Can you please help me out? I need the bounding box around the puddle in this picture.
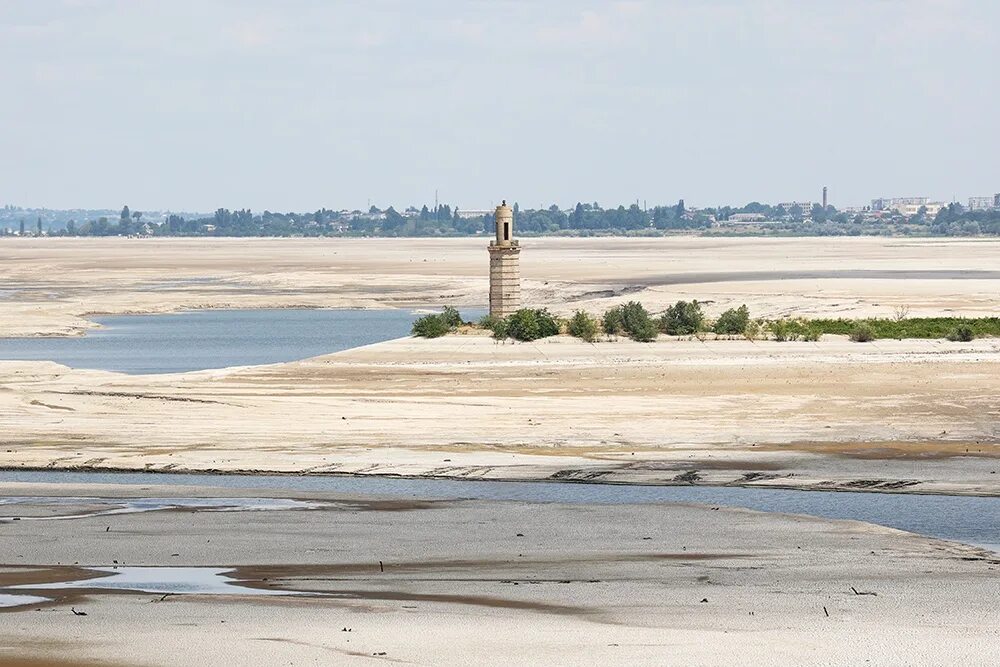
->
[0,497,326,522]
[8,567,299,597]
[0,593,52,608]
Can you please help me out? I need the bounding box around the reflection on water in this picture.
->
[0,308,481,374]
[2,470,997,553]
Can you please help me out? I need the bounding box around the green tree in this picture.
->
[602,308,625,336]
[505,308,560,341]
[660,300,704,335]
[713,305,750,335]
[411,314,450,338]
[567,311,599,342]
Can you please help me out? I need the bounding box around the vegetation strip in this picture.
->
[413,305,1000,343]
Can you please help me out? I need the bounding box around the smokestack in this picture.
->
[822,186,828,208]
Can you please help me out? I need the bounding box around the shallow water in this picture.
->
[2,470,997,553]
[0,496,325,522]
[0,308,481,374]
[9,567,294,597]
[0,593,51,608]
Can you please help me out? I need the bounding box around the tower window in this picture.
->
[504,223,510,241]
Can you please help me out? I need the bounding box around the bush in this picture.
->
[504,308,561,342]
[602,308,625,336]
[478,314,502,331]
[660,300,704,335]
[800,325,820,342]
[411,313,451,338]
[441,306,463,328]
[769,319,795,342]
[848,322,875,342]
[713,305,750,336]
[567,311,600,342]
[744,319,762,341]
[604,302,658,342]
[947,325,975,342]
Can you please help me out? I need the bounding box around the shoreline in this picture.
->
[3,462,998,499]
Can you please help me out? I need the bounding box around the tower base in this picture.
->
[488,243,521,318]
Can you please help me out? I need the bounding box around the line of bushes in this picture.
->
[412,304,999,343]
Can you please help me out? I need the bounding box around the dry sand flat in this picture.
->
[2,236,1000,337]
[1,236,999,493]
[0,485,997,666]
[1,335,999,495]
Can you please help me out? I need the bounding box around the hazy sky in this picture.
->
[2,1,998,212]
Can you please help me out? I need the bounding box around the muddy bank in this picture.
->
[0,490,997,666]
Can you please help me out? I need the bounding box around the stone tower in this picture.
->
[488,200,521,318]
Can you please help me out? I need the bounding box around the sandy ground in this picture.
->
[2,236,1000,337]
[0,482,997,666]
[0,236,999,493]
[1,334,999,495]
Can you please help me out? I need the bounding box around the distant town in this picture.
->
[2,190,999,238]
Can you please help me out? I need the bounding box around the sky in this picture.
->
[1,0,998,213]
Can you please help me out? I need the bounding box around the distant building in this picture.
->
[728,213,768,222]
[455,209,492,220]
[968,196,995,211]
[898,202,945,217]
[872,197,928,212]
[777,202,813,214]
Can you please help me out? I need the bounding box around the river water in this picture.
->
[1,470,996,553]
[0,308,473,374]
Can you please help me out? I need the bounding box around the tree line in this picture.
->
[7,200,1000,238]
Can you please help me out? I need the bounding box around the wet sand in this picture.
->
[0,483,997,666]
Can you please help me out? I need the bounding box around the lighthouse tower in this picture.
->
[488,200,521,318]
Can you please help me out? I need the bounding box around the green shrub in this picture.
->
[628,317,660,342]
[478,314,502,331]
[713,305,750,336]
[947,325,975,342]
[441,306,463,328]
[744,319,762,341]
[411,313,451,338]
[489,317,508,341]
[800,325,820,342]
[504,308,560,342]
[660,300,705,335]
[769,319,796,342]
[848,322,875,342]
[603,302,658,342]
[567,310,600,342]
[602,308,625,336]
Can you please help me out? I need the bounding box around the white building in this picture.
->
[968,196,995,211]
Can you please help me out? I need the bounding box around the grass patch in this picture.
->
[805,317,1000,340]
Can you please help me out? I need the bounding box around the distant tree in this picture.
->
[19,220,25,236]
[36,217,43,236]
[66,220,76,235]
[675,199,686,217]
[120,205,130,222]
[811,203,827,222]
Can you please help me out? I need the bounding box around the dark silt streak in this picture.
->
[1,470,997,554]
